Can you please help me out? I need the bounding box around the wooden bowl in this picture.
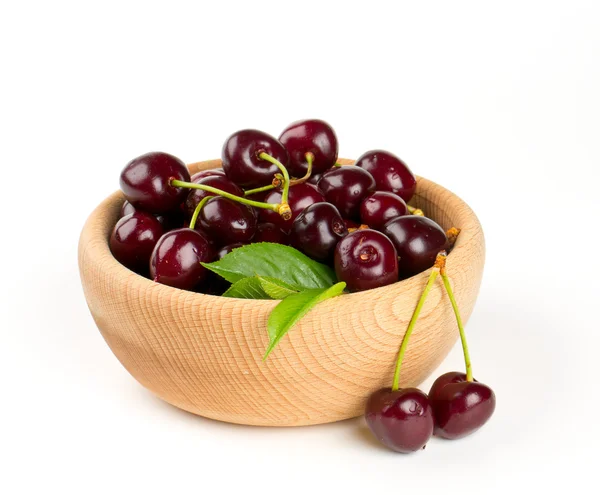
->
[78,159,485,426]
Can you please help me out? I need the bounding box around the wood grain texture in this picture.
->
[78,159,485,426]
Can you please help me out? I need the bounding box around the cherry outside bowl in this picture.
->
[78,158,485,426]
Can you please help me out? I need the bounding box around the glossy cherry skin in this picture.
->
[334,230,398,292]
[382,216,447,278]
[355,150,416,202]
[278,119,338,177]
[365,388,434,453]
[110,212,164,274]
[120,151,190,213]
[222,129,289,188]
[199,196,257,245]
[360,191,408,230]
[191,168,225,182]
[317,166,376,220]
[291,202,347,261]
[429,372,496,439]
[150,228,214,290]
[253,223,290,245]
[259,183,325,232]
[184,175,244,219]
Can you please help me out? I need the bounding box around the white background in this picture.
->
[1,1,598,493]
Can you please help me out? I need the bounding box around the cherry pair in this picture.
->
[365,253,496,453]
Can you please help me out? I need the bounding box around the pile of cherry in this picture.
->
[111,119,447,292]
[110,119,495,453]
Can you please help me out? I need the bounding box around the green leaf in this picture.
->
[222,277,271,299]
[201,242,336,289]
[257,276,299,299]
[263,282,346,359]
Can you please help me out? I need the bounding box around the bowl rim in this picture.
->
[79,158,483,304]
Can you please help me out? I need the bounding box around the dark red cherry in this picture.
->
[191,168,225,182]
[382,216,447,278]
[199,196,257,245]
[360,191,408,230]
[317,166,376,220]
[291,202,347,261]
[279,119,338,177]
[355,150,416,202]
[120,151,190,213]
[429,372,496,439]
[253,223,290,245]
[365,388,434,453]
[110,212,164,274]
[184,175,244,219]
[150,228,214,290]
[120,200,137,217]
[222,129,289,188]
[334,230,398,292]
[259,183,325,232]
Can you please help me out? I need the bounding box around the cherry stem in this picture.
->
[298,152,314,182]
[440,265,473,382]
[258,152,290,205]
[407,205,424,216]
[244,154,314,197]
[391,268,439,392]
[333,162,344,167]
[170,179,280,213]
[244,184,276,196]
[188,196,211,231]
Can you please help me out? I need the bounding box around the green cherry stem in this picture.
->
[188,196,211,231]
[298,152,314,182]
[258,152,290,204]
[391,268,439,392]
[244,183,277,196]
[170,179,280,213]
[244,152,314,197]
[440,262,473,382]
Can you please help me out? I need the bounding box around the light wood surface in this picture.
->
[78,159,485,426]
